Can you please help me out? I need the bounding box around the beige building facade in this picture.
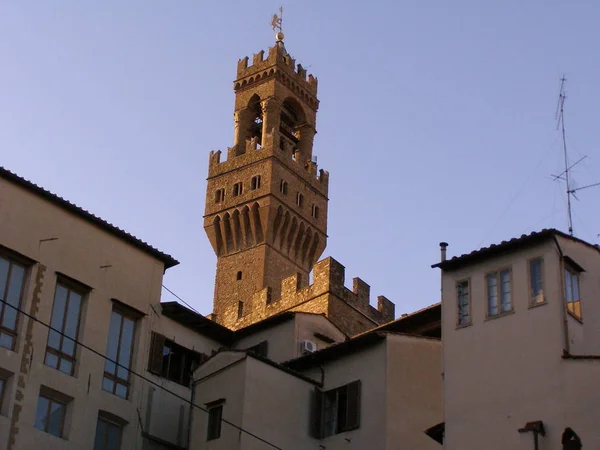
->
[435,229,600,449]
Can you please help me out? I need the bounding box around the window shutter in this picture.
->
[309,387,324,439]
[345,380,361,431]
[148,332,165,375]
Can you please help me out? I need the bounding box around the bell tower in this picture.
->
[204,33,329,328]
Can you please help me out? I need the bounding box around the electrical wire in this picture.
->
[0,297,283,450]
[162,284,201,314]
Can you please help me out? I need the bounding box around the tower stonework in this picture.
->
[204,37,395,334]
[204,39,329,329]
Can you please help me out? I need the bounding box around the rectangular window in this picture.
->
[314,381,361,438]
[486,268,512,317]
[456,279,471,326]
[103,309,136,399]
[296,192,304,207]
[529,258,545,305]
[206,404,223,441]
[251,175,261,190]
[311,205,319,219]
[232,182,243,197]
[237,301,244,319]
[93,415,123,450]
[45,282,85,376]
[280,180,288,195]
[34,394,66,438]
[147,332,207,387]
[214,189,225,203]
[0,376,6,413]
[565,267,581,319]
[0,255,27,351]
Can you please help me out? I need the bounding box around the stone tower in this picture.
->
[204,37,329,328]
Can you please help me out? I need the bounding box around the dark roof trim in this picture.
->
[432,229,600,271]
[0,167,179,269]
[160,302,233,344]
[563,255,585,273]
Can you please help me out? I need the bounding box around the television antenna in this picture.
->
[551,77,600,236]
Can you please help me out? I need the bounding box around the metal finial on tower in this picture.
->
[271,6,284,41]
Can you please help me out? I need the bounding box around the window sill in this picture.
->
[484,310,515,322]
[455,322,472,330]
[528,300,548,309]
[567,310,583,324]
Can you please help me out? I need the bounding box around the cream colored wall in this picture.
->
[233,313,346,363]
[299,340,388,450]
[143,314,223,447]
[385,334,442,450]
[442,238,600,449]
[0,179,175,450]
[555,235,600,355]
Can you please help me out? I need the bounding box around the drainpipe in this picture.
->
[518,421,545,450]
[187,378,197,450]
[552,236,570,355]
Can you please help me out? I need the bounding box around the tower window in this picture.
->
[233,182,243,197]
[312,205,319,219]
[296,193,304,207]
[236,271,242,281]
[251,176,261,190]
[280,180,288,195]
[215,189,225,203]
[237,301,244,319]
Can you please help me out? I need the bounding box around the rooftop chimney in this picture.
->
[439,242,449,262]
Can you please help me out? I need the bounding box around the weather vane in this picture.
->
[271,7,284,41]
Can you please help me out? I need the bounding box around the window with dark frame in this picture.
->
[45,282,85,376]
[280,180,288,195]
[93,415,123,450]
[456,280,471,326]
[233,182,243,197]
[529,258,545,305]
[102,309,136,399]
[565,265,582,319]
[251,175,261,190]
[34,394,67,438]
[311,381,361,439]
[214,189,225,203]
[237,301,244,319]
[147,332,208,387]
[206,403,223,441]
[486,268,512,317]
[0,255,27,351]
[311,205,319,219]
[0,376,6,413]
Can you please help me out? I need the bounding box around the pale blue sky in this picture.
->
[2,1,599,316]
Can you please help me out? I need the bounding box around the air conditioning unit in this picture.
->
[300,340,317,354]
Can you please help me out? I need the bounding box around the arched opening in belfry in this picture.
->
[279,98,305,152]
[247,94,263,145]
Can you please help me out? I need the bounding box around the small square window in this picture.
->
[207,404,223,441]
[233,183,243,197]
[34,394,67,438]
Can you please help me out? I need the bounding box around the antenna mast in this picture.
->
[552,77,600,236]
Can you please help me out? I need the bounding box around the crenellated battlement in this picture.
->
[223,257,395,334]
[234,43,318,99]
[207,129,329,194]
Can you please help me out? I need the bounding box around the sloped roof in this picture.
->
[0,166,178,268]
[431,228,599,271]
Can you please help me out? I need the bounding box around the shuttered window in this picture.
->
[147,332,208,387]
[310,380,361,438]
